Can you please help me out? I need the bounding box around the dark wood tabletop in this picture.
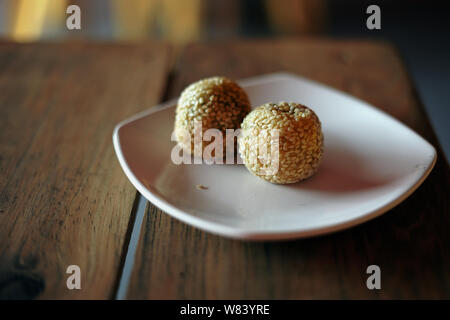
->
[0,39,448,299]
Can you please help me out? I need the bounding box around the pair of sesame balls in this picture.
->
[174,76,324,184]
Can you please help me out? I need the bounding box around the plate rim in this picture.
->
[112,72,437,241]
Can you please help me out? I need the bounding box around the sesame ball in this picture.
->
[174,76,251,157]
[239,102,323,184]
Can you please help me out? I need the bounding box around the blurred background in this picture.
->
[0,0,448,158]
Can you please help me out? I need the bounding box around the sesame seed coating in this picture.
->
[239,102,324,184]
[174,76,251,157]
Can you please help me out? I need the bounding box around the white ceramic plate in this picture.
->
[113,73,436,240]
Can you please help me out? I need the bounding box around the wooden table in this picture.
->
[0,39,449,300]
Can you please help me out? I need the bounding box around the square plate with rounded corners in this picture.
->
[113,73,436,240]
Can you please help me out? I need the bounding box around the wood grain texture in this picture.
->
[127,39,450,299]
[0,42,171,299]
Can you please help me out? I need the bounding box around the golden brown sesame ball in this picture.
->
[174,76,251,157]
[239,102,323,184]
